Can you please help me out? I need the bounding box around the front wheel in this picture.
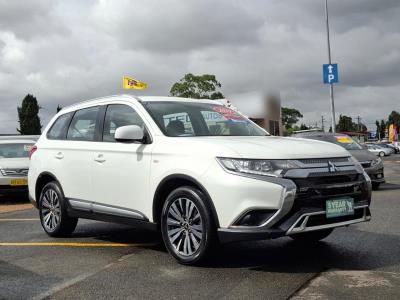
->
[161,186,217,265]
[379,151,385,157]
[290,228,333,243]
[39,182,78,237]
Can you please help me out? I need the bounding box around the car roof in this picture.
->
[62,95,223,112]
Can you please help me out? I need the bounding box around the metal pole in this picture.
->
[325,0,336,134]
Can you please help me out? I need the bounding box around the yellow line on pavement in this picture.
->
[0,218,39,221]
[0,242,138,247]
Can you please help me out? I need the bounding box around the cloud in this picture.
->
[0,0,399,132]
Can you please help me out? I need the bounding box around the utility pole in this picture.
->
[325,0,336,134]
[321,115,325,131]
[356,116,361,132]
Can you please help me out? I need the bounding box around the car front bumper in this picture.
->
[216,166,372,244]
[364,165,385,184]
[0,176,28,196]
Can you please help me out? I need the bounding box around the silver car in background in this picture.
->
[366,144,392,157]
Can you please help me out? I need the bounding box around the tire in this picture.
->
[372,182,381,190]
[39,182,78,237]
[379,151,385,157]
[290,228,333,243]
[160,186,217,265]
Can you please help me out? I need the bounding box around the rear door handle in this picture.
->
[94,154,106,163]
[55,152,64,160]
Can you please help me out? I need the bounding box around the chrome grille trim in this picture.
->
[0,168,29,177]
[298,157,350,165]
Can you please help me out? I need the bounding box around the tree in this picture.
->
[388,110,400,127]
[56,105,63,113]
[380,119,387,139]
[17,94,42,135]
[170,73,224,99]
[281,107,303,130]
[336,115,354,132]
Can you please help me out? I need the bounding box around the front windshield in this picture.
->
[331,136,363,150]
[143,101,268,137]
[0,143,34,158]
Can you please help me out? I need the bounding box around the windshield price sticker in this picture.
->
[213,106,245,121]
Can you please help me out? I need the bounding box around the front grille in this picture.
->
[298,157,349,165]
[290,174,368,211]
[0,168,28,177]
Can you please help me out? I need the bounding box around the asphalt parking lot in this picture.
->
[1,155,400,300]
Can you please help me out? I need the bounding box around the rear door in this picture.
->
[59,106,101,202]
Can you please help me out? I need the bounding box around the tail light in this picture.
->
[29,145,37,159]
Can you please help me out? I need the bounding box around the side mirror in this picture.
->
[115,125,144,142]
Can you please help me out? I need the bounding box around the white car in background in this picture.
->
[366,144,392,157]
[0,139,36,199]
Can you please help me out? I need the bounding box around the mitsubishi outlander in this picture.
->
[28,95,372,265]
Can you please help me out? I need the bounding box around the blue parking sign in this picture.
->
[323,63,338,84]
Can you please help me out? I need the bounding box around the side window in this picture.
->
[67,106,100,141]
[103,104,145,142]
[47,113,72,140]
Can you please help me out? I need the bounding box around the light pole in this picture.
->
[325,0,336,134]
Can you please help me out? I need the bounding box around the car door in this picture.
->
[91,103,154,220]
[60,106,101,202]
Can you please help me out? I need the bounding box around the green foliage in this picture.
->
[375,119,387,139]
[388,110,400,127]
[336,115,367,132]
[336,115,354,132]
[287,123,309,135]
[170,73,224,99]
[281,107,303,130]
[17,94,42,135]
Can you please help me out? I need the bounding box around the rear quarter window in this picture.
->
[47,113,73,140]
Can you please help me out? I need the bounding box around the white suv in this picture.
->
[28,95,372,264]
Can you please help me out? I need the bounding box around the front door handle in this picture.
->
[94,154,106,163]
[55,152,64,160]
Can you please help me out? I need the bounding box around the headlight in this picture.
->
[371,157,382,167]
[217,157,302,177]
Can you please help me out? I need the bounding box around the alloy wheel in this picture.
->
[166,197,203,256]
[41,189,61,232]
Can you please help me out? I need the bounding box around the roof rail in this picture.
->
[62,94,136,110]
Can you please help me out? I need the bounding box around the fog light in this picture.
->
[233,209,277,226]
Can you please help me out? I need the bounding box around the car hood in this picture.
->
[348,149,377,162]
[182,136,350,159]
[0,157,30,169]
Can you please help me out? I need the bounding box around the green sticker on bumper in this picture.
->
[326,198,354,218]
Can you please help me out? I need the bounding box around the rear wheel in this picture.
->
[39,182,78,237]
[379,151,385,157]
[290,228,333,243]
[161,186,216,265]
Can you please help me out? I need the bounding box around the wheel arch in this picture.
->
[35,171,64,204]
[152,174,220,228]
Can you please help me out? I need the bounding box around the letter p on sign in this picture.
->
[323,63,339,84]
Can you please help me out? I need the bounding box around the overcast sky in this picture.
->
[1,0,399,133]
